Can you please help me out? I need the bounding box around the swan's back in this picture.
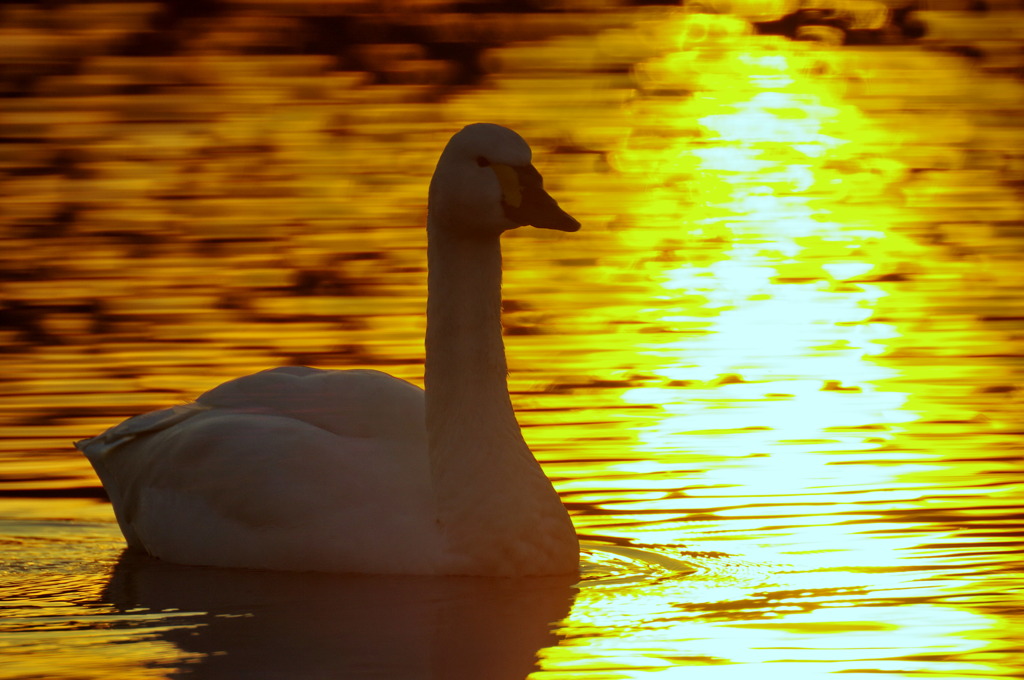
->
[199,366,425,442]
[79,367,442,574]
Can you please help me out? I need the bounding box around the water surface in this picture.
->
[1,3,1022,678]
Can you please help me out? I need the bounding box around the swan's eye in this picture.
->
[476,156,490,168]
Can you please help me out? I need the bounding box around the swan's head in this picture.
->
[428,123,580,237]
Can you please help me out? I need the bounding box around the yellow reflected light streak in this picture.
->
[539,590,1004,679]
[597,14,934,570]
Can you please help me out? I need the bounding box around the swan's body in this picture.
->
[78,124,580,576]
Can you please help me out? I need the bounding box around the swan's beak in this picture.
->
[498,164,581,233]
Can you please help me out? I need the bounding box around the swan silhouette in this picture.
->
[77,123,581,576]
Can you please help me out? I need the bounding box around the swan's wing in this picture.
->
[77,367,425,457]
[77,367,440,573]
[197,366,426,443]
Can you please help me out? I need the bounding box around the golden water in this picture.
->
[1,3,1022,679]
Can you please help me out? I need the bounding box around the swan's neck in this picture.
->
[424,224,577,575]
[425,230,515,439]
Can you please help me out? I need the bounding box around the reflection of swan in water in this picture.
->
[101,552,577,679]
[97,546,698,678]
[77,124,581,576]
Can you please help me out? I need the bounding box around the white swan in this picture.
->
[77,123,581,576]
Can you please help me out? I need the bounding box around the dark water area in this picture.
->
[2,1,1023,678]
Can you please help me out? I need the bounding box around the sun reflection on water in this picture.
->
[537,15,1023,675]
[543,570,1009,679]
[599,16,920,502]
